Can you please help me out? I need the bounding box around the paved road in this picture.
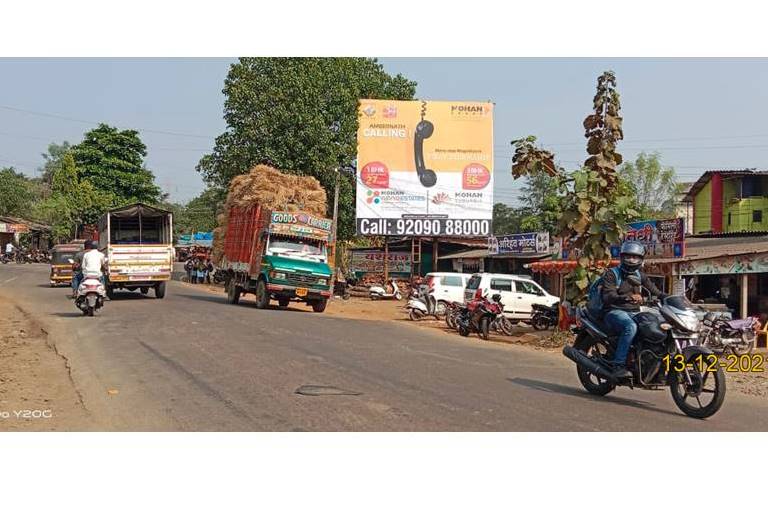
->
[1,263,766,430]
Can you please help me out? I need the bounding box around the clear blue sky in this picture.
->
[1,58,767,203]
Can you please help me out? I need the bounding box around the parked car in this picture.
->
[464,273,559,320]
[424,272,472,313]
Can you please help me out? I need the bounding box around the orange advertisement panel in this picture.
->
[356,99,494,237]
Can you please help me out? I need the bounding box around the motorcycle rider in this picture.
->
[601,240,667,379]
[73,241,106,299]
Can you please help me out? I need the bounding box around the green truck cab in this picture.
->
[221,207,333,312]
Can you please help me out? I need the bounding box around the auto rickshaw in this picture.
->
[49,242,84,287]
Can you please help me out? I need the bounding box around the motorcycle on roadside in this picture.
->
[369,279,403,301]
[698,311,759,355]
[531,302,559,331]
[562,275,726,419]
[456,292,504,340]
[405,283,439,321]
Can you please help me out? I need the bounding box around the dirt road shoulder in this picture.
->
[0,297,91,430]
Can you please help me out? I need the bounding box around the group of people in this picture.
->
[184,256,215,284]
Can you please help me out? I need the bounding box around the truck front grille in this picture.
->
[286,273,320,287]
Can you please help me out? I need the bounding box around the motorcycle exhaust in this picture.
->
[562,346,615,382]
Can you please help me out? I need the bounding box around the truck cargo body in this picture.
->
[221,205,333,312]
[98,203,174,299]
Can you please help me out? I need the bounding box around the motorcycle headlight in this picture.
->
[681,315,699,332]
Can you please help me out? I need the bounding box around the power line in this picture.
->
[0,104,217,140]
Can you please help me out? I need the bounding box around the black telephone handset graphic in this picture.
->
[414,120,437,188]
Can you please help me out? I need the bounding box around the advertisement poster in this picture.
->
[355,99,494,237]
[350,251,412,274]
[488,232,550,255]
[610,218,686,258]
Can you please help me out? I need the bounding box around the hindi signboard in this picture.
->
[488,232,550,255]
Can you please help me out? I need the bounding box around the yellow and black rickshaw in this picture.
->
[49,242,84,287]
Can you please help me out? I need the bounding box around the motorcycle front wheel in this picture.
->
[409,309,424,321]
[531,314,550,331]
[479,317,490,340]
[669,353,726,419]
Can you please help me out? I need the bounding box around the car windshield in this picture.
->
[267,235,326,262]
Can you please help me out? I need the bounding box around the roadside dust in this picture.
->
[0,299,90,430]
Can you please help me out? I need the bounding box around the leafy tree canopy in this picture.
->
[197,57,417,241]
[71,123,162,205]
[620,152,680,219]
[0,167,35,216]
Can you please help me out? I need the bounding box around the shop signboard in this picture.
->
[611,218,685,258]
[350,251,412,274]
[488,232,550,255]
[676,253,768,275]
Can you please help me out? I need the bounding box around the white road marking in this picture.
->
[1,276,18,284]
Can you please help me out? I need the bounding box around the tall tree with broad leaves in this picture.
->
[0,167,35,216]
[511,71,639,301]
[71,124,162,205]
[197,57,417,241]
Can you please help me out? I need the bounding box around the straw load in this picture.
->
[212,164,328,263]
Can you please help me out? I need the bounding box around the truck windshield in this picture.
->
[267,236,327,262]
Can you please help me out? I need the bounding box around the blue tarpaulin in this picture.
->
[177,232,213,247]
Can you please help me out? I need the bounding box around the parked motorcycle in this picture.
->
[456,293,504,340]
[563,275,725,419]
[405,284,438,321]
[0,253,10,264]
[699,311,758,355]
[531,302,559,331]
[74,273,106,317]
[369,279,403,301]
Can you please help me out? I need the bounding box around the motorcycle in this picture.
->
[1,252,10,264]
[699,311,758,355]
[456,292,504,340]
[369,279,403,301]
[405,284,438,321]
[563,275,726,419]
[531,302,559,331]
[74,272,106,317]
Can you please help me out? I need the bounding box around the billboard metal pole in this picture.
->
[383,239,389,283]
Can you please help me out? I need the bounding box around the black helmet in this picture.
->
[619,240,645,272]
[85,240,98,250]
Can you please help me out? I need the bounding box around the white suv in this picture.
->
[464,273,558,320]
[425,272,472,306]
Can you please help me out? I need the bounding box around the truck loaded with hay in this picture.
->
[216,165,333,312]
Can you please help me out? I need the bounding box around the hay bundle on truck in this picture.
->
[218,165,333,312]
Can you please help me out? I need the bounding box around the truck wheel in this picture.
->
[255,280,270,309]
[226,282,241,304]
[311,299,327,313]
[278,297,290,309]
[154,281,167,299]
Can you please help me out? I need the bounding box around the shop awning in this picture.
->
[526,259,620,274]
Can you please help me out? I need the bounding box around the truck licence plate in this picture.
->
[296,287,308,297]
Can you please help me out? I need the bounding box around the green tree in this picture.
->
[197,57,417,241]
[492,202,527,234]
[170,187,226,235]
[40,141,72,186]
[71,124,162,205]
[518,173,565,234]
[619,152,679,218]
[0,167,35,216]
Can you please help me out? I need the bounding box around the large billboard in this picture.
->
[355,99,494,237]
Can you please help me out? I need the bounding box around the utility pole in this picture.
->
[331,168,340,269]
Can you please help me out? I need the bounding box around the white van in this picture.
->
[464,273,559,320]
[424,272,472,306]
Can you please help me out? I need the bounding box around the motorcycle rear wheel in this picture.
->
[409,309,424,321]
[669,354,726,419]
[531,314,550,331]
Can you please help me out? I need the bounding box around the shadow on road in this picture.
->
[506,377,686,419]
[51,312,86,318]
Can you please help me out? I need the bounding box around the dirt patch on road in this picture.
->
[0,299,90,430]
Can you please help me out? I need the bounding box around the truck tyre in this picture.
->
[311,298,327,313]
[255,280,270,309]
[227,282,241,305]
[278,297,290,309]
[154,281,167,299]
